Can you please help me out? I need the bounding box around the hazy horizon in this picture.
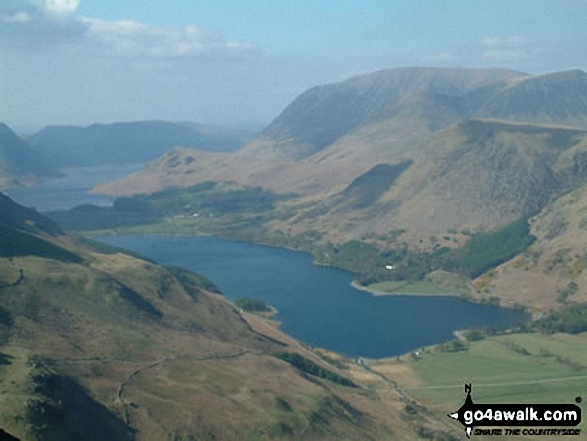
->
[2,0,586,130]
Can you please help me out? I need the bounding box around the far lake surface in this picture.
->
[6,163,141,212]
[97,235,527,358]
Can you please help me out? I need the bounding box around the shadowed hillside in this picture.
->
[475,69,587,127]
[0,123,59,190]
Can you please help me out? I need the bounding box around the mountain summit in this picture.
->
[96,67,587,238]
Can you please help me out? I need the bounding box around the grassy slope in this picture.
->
[0,251,396,440]
[94,68,528,199]
[0,196,426,440]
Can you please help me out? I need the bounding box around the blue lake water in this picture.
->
[96,235,527,358]
[5,169,527,358]
[6,163,141,212]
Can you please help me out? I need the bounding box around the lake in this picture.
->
[6,163,141,212]
[96,234,527,358]
[6,170,527,358]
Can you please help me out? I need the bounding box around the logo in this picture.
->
[448,384,582,438]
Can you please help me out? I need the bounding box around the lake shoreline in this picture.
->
[95,234,529,358]
[350,280,460,298]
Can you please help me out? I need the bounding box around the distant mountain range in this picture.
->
[0,123,59,189]
[98,67,587,235]
[28,120,255,167]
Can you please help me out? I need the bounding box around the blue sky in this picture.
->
[76,0,587,59]
[2,0,586,131]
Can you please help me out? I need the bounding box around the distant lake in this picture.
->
[6,163,141,212]
[96,235,527,358]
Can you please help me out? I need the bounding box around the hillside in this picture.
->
[476,69,587,127]
[476,182,587,310]
[89,67,587,310]
[28,121,255,167]
[98,68,587,198]
[287,119,587,237]
[0,195,444,440]
[0,123,58,190]
[97,67,531,196]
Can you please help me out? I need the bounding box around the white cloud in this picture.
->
[0,0,253,57]
[479,35,538,62]
[82,18,253,57]
[45,0,79,14]
[0,0,85,49]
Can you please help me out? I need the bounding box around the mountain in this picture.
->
[0,123,59,190]
[96,68,528,194]
[0,195,437,440]
[256,67,526,160]
[28,120,255,167]
[96,68,587,238]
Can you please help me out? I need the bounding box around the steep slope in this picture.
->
[476,69,587,127]
[0,196,431,440]
[95,68,587,243]
[28,120,254,167]
[0,123,58,190]
[478,182,587,310]
[299,119,587,236]
[256,66,525,160]
[0,192,63,236]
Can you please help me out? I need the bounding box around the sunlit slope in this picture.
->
[96,68,587,240]
[478,181,587,310]
[283,119,587,237]
[0,196,430,440]
[96,67,528,195]
[97,67,587,196]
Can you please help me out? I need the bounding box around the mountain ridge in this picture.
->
[28,120,255,167]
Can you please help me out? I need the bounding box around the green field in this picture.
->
[399,333,587,437]
[365,280,453,295]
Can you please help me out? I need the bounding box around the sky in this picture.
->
[1,0,587,132]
